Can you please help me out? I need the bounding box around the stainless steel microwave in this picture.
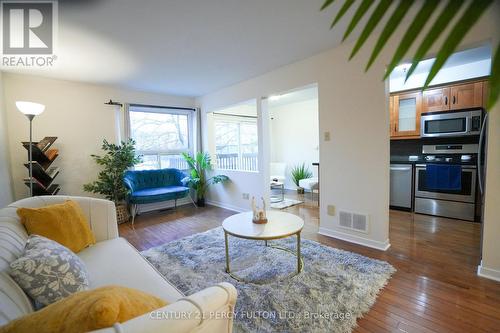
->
[421,109,483,138]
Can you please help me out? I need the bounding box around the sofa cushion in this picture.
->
[77,238,183,303]
[9,235,90,309]
[0,285,167,333]
[0,272,34,326]
[130,186,189,204]
[16,201,96,253]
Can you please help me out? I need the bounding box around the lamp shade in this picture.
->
[16,101,45,116]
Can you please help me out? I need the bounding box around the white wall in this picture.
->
[198,37,391,250]
[3,73,195,200]
[477,1,500,282]
[0,72,14,207]
[270,98,319,190]
[197,6,499,253]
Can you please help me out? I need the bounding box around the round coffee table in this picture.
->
[222,210,304,283]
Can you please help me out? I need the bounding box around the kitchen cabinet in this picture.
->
[391,91,421,138]
[391,79,487,139]
[422,82,483,113]
[450,82,483,110]
[422,87,450,113]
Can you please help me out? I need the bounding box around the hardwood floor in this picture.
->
[119,192,500,333]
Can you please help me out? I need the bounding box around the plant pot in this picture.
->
[197,198,206,207]
[116,203,130,224]
[297,187,305,194]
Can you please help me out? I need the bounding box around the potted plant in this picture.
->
[83,139,141,224]
[182,152,229,207]
[291,163,313,194]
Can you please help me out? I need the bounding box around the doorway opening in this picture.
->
[266,84,319,210]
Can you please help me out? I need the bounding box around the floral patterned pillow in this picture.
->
[9,235,90,309]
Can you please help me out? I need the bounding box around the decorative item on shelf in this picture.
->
[251,197,268,224]
[83,139,141,224]
[181,152,229,207]
[21,137,60,196]
[291,163,313,194]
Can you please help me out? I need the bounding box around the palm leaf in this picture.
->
[383,0,440,80]
[365,0,415,71]
[423,0,493,88]
[487,43,500,110]
[349,0,392,60]
[342,0,375,42]
[323,0,498,110]
[330,0,355,29]
[404,0,466,82]
[320,0,336,11]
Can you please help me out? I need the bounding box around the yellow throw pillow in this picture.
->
[0,286,167,333]
[17,200,96,253]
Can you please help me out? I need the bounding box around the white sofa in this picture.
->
[0,196,237,333]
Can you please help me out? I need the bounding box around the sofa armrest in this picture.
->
[181,176,191,187]
[91,282,237,333]
[123,177,135,193]
[85,197,119,242]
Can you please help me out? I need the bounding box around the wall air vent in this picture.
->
[338,210,369,234]
[339,211,352,228]
[352,213,368,233]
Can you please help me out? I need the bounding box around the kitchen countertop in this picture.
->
[390,155,477,166]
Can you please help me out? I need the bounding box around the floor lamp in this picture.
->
[16,101,45,197]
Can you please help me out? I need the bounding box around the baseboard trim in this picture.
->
[477,261,500,282]
[205,200,245,213]
[318,227,391,251]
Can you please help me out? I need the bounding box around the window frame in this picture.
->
[212,113,259,172]
[128,106,195,170]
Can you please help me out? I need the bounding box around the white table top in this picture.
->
[222,211,304,240]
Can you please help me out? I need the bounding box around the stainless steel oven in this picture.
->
[414,164,476,221]
[421,109,482,138]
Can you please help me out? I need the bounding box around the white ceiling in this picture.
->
[1,0,348,97]
[389,45,492,92]
[390,45,492,79]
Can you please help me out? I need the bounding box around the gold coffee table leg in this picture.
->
[224,231,303,284]
[297,232,302,273]
[225,231,230,273]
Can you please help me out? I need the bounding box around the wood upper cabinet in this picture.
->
[483,80,489,108]
[422,87,450,113]
[391,91,422,138]
[450,82,483,110]
[390,79,487,139]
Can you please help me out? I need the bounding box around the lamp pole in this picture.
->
[27,114,35,196]
[16,101,45,197]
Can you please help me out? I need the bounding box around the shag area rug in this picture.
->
[142,227,395,333]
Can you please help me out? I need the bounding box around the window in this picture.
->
[128,106,194,170]
[209,100,258,172]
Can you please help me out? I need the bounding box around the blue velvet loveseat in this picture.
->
[124,168,192,224]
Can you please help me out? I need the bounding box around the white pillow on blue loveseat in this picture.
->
[8,235,90,309]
